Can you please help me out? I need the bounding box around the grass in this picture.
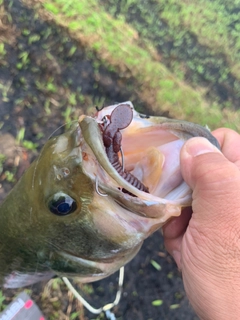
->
[160,0,240,63]
[22,0,240,131]
[150,259,162,271]
[152,299,163,306]
[0,290,5,311]
[16,127,39,150]
[0,43,6,59]
[99,0,240,108]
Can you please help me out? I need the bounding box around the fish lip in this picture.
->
[58,250,130,277]
[57,244,142,281]
[61,250,117,264]
[79,112,153,200]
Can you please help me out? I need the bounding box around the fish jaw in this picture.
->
[54,244,142,282]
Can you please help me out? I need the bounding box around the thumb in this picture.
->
[180,137,240,221]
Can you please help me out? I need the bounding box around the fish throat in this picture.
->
[101,104,149,194]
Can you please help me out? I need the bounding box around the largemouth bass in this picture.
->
[0,102,219,288]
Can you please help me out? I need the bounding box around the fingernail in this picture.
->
[185,137,221,157]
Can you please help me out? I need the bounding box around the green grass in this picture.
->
[22,0,240,131]
[152,299,163,306]
[99,0,240,107]
[158,0,240,84]
[0,290,5,311]
[16,127,39,150]
[160,0,240,62]
[0,43,6,59]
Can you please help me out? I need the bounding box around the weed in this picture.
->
[16,127,26,145]
[16,128,38,150]
[28,34,41,44]
[70,312,81,320]
[150,259,161,271]
[0,154,6,175]
[152,300,163,306]
[0,43,6,58]
[18,51,29,66]
[132,291,138,297]
[50,278,63,291]
[46,81,57,93]
[81,284,94,295]
[44,99,51,115]
[0,82,11,102]
[0,290,6,311]
[68,92,77,106]
[22,140,38,150]
[22,29,31,36]
[62,106,74,129]
[4,170,15,182]
[69,45,77,56]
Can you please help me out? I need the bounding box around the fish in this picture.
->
[0,101,220,288]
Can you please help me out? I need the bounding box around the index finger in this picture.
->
[212,128,240,169]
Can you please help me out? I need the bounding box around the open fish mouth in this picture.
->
[78,101,219,221]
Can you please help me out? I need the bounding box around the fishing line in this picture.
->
[62,266,124,319]
[31,120,78,190]
[46,120,78,141]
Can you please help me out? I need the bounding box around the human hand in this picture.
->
[162,128,240,320]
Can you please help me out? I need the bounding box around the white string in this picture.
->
[62,266,124,317]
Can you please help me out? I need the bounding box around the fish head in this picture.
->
[28,120,150,282]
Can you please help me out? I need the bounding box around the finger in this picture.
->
[163,207,192,268]
[180,137,240,222]
[212,128,240,168]
[163,207,192,239]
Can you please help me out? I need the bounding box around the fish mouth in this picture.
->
[78,101,219,220]
[78,102,192,220]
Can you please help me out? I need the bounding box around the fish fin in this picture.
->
[4,271,55,288]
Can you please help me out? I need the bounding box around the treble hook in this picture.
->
[95,176,108,197]
[95,105,105,111]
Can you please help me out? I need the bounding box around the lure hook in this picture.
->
[95,176,108,197]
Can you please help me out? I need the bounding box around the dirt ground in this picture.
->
[0,1,198,319]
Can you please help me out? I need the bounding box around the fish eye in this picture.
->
[48,192,77,216]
